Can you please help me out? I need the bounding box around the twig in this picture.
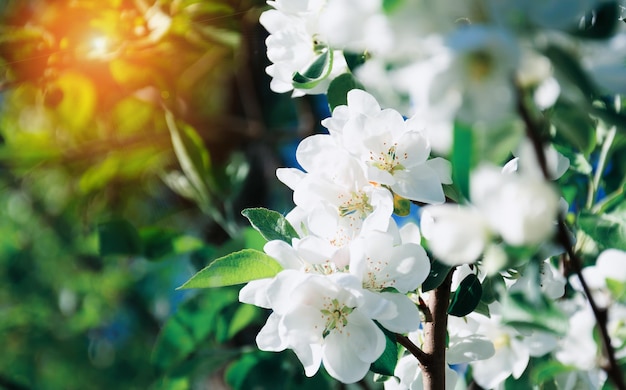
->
[515,85,626,390]
[396,334,429,365]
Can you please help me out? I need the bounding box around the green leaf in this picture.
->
[151,288,238,369]
[448,273,482,317]
[543,45,597,99]
[422,260,452,292]
[326,72,364,111]
[97,219,142,256]
[292,48,334,89]
[531,360,576,385]
[472,121,524,165]
[178,249,283,289]
[165,110,212,204]
[139,227,179,260]
[573,2,620,40]
[226,351,330,390]
[227,304,261,339]
[480,274,505,304]
[393,193,411,217]
[606,278,626,303]
[551,100,596,155]
[241,208,299,244]
[500,291,568,335]
[452,123,473,199]
[370,325,398,376]
[382,0,404,13]
[343,52,368,72]
[579,211,626,251]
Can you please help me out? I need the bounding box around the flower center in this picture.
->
[363,256,395,291]
[467,50,493,81]
[493,333,511,350]
[320,298,354,337]
[370,142,406,174]
[338,191,373,219]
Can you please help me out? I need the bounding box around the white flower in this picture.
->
[502,140,571,180]
[241,270,402,383]
[469,304,558,389]
[420,205,491,266]
[319,90,452,204]
[574,248,626,307]
[277,153,394,249]
[384,354,459,390]
[259,2,348,96]
[349,230,430,294]
[411,25,521,125]
[471,164,560,246]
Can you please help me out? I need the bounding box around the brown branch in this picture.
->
[420,269,454,390]
[396,334,429,365]
[515,84,626,390]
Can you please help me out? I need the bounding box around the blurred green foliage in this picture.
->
[0,0,326,388]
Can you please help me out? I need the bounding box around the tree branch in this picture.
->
[420,268,455,390]
[396,334,429,365]
[515,85,626,390]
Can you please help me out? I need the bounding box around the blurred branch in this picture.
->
[515,83,626,390]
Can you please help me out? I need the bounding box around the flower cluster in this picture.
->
[224,0,626,388]
[239,89,450,383]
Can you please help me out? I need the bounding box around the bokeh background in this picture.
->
[0,0,336,388]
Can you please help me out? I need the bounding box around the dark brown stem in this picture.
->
[396,334,429,364]
[516,85,626,390]
[421,269,455,390]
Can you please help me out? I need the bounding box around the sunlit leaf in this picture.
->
[54,71,96,131]
[241,208,299,244]
[165,111,213,204]
[178,249,283,289]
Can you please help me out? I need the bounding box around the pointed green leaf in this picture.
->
[448,273,482,317]
[165,110,212,202]
[292,48,334,89]
[327,72,364,111]
[241,208,299,244]
[178,249,283,289]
